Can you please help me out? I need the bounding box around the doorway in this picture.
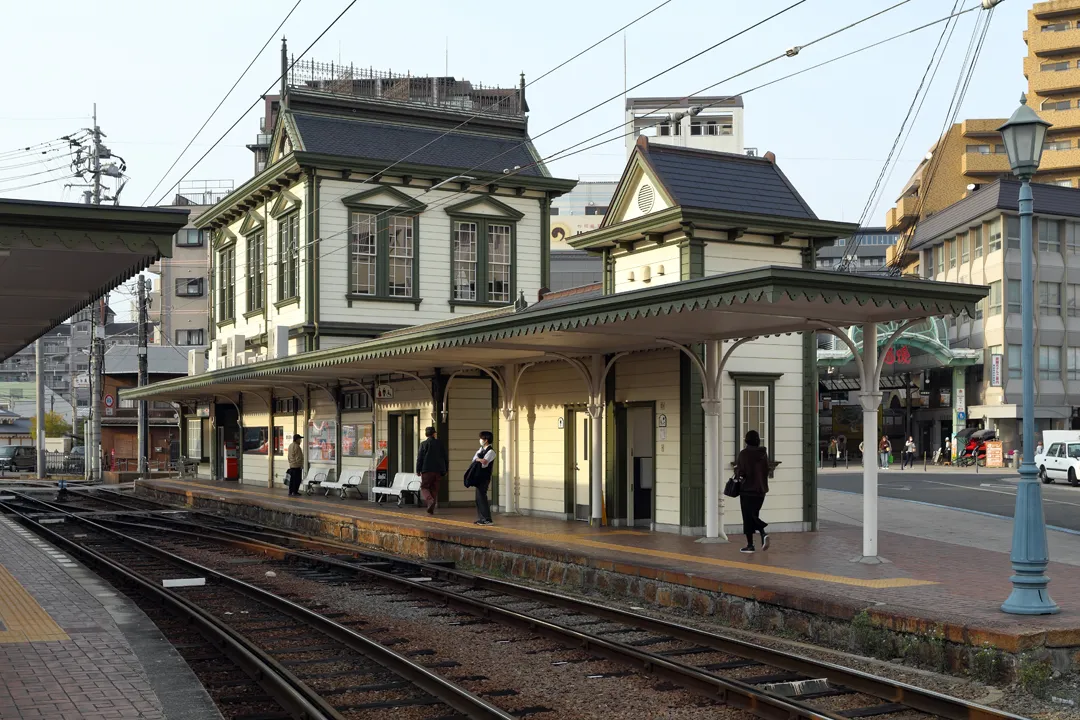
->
[564,408,591,521]
[624,403,655,527]
[387,411,419,479]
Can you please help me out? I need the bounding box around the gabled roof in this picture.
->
[291,112,547,177]
[641,143,816,220]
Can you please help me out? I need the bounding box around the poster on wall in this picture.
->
[990,354,1003,387]
[308,419,337,462]
[273,426,285,455]
[342,423,374,457]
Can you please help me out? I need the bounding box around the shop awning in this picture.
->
[121,266,987,404]
[0,199,189,360]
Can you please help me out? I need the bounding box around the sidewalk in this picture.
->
[139,476,1080,672]
[818,463,1018,475]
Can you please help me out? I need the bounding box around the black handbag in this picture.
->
[723,475,741,498]
[463,461,479,488]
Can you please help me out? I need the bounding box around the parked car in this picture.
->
[1036,431,1080,485]
[0,446,36,473]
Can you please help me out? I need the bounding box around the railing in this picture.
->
[287,59,524,118]
[45,451,82,475]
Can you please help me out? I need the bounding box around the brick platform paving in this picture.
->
[139,477,1080,661]
[0,515,219,719]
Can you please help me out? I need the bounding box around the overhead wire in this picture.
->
[149,0,360,207]
[233,1,972,301]
[837,0,965,270]
[139,0,304,206]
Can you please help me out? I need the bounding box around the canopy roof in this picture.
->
[0,199,188,360]
[122,266,987,404]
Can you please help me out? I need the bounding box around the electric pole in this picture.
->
[137,275,148,478]
[91,104,102,206]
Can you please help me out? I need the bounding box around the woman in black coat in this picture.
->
[735,429,770,554]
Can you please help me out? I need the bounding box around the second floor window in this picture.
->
[278,212,300,301]
[247,231,265,312]
[948,239,957,268]
[1039,218,1062,253]
[974,226,983,258]
[175,229,204,247]
[175,278,204,297]
[989,280,1002,316]
[347,212,417,299]
[960,233,969,264]
[1009,344,1022,379]
[176,329,205,346]
[1008,279,1022,314]
[989,218,1002,252]
[1040,346,1062,381]
[1069,347,1080,381]
[452,221,514,303]
[218,246,235,321]
[1007,216,1021,250]
[1040,281,1062,315]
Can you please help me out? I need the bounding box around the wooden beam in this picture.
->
[646,232,665,245]
[401,174,413,185]
[773,232,793,246]
[680,221,696,239]
[727,227,746,241]
[515,187,527,197]
[370,173,383,184]
[487,183,498,194]
[340,169,352,180]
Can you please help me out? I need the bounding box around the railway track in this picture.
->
[3,490,1031,720]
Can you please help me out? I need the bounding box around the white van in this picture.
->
[1035,430,1080,485]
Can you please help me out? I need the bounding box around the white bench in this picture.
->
[320,470,370,499]
[301,468,332,495]
[370,472,422,507]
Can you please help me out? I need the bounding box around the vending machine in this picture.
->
[224,441,238,480]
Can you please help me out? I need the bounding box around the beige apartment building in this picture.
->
[887,1,1080,246]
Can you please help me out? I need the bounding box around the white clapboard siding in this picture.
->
[702,236,803,274]
[447,378,491,505]
[614,350,681,527]
[613,244,681,294]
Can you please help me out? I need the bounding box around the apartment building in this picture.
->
[913,179,1080,450]
[623,96,745,156]
[815,228,899,274]
[150,180,233,351]
[887,1,1080,243]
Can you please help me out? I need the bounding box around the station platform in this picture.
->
[0,504,220,719]
[136,477,1080,672]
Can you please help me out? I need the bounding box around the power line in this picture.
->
[225,1,972,299]
[150,0,360,207]
[139,0,304,206]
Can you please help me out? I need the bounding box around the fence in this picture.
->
[44,451,82,475]
[287,59,524,118]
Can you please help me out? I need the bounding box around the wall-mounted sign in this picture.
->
[990,354,1003,387]
[658,414,667,428]
[105,407,114,417]
[375,384,394,400]
[882,344,912,366]
[956,388,966,415]
[74,374,89,388]
[557,417,564,429]
[196,403,211,418]
[104,394,114,408]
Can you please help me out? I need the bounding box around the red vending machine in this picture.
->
[224,442,238,480]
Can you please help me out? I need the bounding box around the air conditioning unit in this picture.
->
[188,349,206,376]
[252,352,268,364]
[274,325,289,359]
[226,334,245,367]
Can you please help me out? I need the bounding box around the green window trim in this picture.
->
[729,372,781,463]
[343,204,421,304]
[277,210,301,302]
[246,230,266,313]
[448,214,517,307]
[274,296,300,310]
[217,245,236,322]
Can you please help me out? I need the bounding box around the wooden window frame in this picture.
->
[344,205,421,306]
[246,230,266,313]
[445,197,523,309]
[277,211,300,302]
[730,372,780,460]
[217,245,236,323]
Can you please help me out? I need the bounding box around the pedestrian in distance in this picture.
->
[736,429,770,554]
[1036,439,1044,457]
[879,435,891,470]
[466,431,496,525]
[904,436,916,470]
[287,435,304,496]
[828,438,838,468]
[416,426,448,514]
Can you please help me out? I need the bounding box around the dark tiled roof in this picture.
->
[911,179,1080,249]
[291,113,545,176]
[643,144,816,220]
[526,284,603,312]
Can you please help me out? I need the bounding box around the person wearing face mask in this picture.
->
[470,431,496,525]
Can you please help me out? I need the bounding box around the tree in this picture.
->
[29,412,72,440]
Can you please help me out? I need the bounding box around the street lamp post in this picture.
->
[998,95,1059,615]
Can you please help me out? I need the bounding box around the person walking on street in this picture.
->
[944,437,952,466]
[470,431,496,525]
[828,438,838,468]
[1036,439,1044,457]
[416,426,448,514]
[736,430,770,554]
[287,435,304,496]
[879,435,891,470]
[904,436,916,469]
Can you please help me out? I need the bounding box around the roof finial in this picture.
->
[1020,92,1028,106]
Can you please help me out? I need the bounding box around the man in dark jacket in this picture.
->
[416,426,448,514]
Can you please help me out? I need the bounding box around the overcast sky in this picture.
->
[2,0,1029,226]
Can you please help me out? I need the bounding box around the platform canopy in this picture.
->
[0,198,189,361]
[121,266,987,403]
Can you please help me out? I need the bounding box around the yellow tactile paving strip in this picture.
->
[174,483,936,590]
[0,564,68,643]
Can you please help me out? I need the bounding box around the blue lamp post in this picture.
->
[999,95,1059,615]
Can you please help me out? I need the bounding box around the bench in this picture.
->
[301,468,332,495]
[320,470,370,499]
[370,472,422,507]
[174,459,199,479]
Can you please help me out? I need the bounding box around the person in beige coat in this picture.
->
[287,435,304,496]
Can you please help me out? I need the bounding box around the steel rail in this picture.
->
[122,512,1029,720]
[0,502,341,720]
[6,492,514,720]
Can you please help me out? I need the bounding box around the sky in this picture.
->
[0,0,1031,241]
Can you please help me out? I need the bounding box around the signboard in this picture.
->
[105,407,114,417]
[104,394,114,408]
[990,354,1003,387]
[956,388,966,415]
[957,411,967,421]
[74,374,89,389]
[984,440,1004,468]
[196,403,211,418]
[374,384,394,401]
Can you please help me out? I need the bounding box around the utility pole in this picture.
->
[35,340,45,480]
[137,275,149,478]
[91,104,102,206]
[88,301,99,481]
